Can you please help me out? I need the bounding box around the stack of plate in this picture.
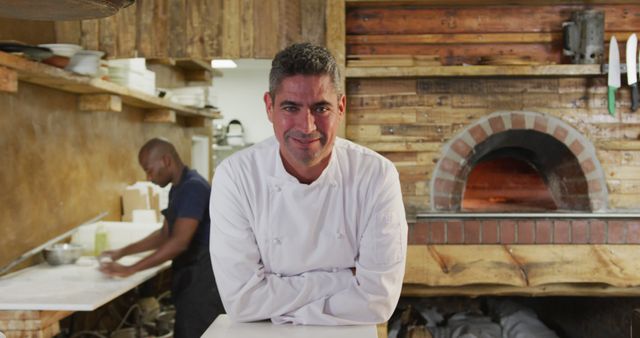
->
[38,43,82,58]
[169,86,217,108]
[107,58,156,96]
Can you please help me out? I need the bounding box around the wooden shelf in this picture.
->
[0,51,221,120]
[346,64,603,78]
[147,57,223,77]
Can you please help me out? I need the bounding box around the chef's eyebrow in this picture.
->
[280,100,301,107]
[279,100,332,107]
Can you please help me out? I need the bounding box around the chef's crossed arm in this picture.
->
[209,160,407,325]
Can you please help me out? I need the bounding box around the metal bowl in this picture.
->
[43,243,84,266]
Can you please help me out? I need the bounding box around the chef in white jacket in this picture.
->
[209,42,407,325]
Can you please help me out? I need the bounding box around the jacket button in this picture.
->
[272,238,281,245]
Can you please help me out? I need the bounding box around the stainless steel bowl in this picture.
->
[43,243,83,265]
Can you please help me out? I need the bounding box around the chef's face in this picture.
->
[264,74,345,169]
[138,150,171,187]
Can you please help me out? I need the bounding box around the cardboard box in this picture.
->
[121,188,149,221]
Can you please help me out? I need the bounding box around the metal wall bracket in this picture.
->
[602,63,628,74]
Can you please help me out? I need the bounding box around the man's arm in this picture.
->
[101,220,169,261]
[271,163,407,325]
[210,162,354,322]
[100,218,198,277]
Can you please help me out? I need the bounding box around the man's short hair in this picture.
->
[268,42,342,100]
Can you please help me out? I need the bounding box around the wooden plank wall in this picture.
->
[345,3,640,215]
[347,76,640,215]
[347,3,640,65]
[52,0,327,59]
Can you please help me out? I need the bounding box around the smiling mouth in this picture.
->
[291,137,320,145]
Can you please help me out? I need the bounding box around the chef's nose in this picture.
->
[297,110,317,133]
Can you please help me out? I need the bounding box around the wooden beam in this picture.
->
[405,245,640,288]
[78,94,122,112]
[144,109,176,123]
[348,33,559,45]
[402,283,640,297]
[348,31,636,45]
[598,140,640,150]
[346,64,602,78]
[0,66,17,93]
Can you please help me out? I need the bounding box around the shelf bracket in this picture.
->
[78,94,122,113]
[0,66,17,93]
[144,109,176,123]
[185,116,211,128]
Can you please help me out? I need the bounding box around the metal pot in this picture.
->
[42,243,83,266]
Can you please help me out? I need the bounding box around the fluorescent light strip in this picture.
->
[211,59,237,69]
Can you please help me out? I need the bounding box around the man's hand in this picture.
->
[99,261,134,278]
[99,249,124,261]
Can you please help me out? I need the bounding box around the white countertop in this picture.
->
[201,315,378,338]
[0,255,169,311]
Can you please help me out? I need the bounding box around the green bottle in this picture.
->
[94,224,109,256]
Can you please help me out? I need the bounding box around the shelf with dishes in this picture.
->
[0,49,221,124]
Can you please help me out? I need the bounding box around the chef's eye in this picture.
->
[282,105,298,113]
[313,106,330,115]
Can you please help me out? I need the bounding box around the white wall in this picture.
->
[211,59,273,144]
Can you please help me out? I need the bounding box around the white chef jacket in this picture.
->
[209,136,407,325]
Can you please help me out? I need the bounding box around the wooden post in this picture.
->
[326,0,346,138]
[0,66,17,93]
[78,94,122,112]
[144,109,177,123]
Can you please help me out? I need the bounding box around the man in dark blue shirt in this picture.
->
[100,138,224,338]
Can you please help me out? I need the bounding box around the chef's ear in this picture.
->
[337,94,346,120]
[264,91,274,123]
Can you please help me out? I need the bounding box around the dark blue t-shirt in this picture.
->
[161,167,210,248]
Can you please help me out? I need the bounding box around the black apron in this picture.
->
[171,245,225,338]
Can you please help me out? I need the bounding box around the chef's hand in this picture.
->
[99,261,134,278]
[99,249,124,261]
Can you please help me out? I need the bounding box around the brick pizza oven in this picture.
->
[344,3,640,336]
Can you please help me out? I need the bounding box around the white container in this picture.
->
[66,50,105,76]
[108,58,147,72]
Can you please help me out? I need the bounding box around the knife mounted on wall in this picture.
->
[627,33,638,112]
[608,36,621,116]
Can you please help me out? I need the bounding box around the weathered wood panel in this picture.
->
[346,4,640,65]
[37,0,328,59]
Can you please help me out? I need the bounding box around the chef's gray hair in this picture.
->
[268,42,342,100]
